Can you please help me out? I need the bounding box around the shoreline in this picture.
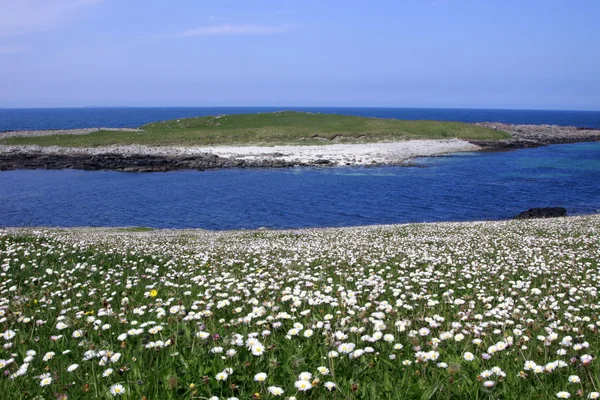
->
[2,213,597,236]
[0,139,478,171]
[470,122,600,150]
[0,122,599,172]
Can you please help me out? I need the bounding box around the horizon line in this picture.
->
[1,105,599,112]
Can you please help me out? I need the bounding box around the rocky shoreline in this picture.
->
[0,123,598,172]
[0,152,304,172]
[0,140,478,172]
[0,144,458,172]
[469,122,600,150]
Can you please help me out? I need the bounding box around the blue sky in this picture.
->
[0,0,599,109]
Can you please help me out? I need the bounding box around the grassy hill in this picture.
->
[1,111,510,147]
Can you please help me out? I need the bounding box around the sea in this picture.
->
[1,107,599,229]
[1,107,600,131]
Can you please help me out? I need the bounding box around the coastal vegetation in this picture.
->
[0,112,509,147]
[1,215,599,399]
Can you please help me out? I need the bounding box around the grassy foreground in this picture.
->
[1,111,509,147]
[1,216,599,399]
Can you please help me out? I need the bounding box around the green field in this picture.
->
[1,111,509,147]
[1,215,599,399]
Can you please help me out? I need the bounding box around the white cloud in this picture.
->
[0,45,30,54]
[173,24,304,37]
[0,0,102,36]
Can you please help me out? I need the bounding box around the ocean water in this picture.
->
[1,142,599,229]
[1,107,599,131]
[1,107,599,229]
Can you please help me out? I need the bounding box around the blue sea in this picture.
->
[1,107,599,229]
[1,107,599,131]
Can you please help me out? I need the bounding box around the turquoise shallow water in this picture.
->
[1,142,599,229]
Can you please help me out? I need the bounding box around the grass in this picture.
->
[1,215,599,399]
[0,111,510,147]
[114,227,156,232]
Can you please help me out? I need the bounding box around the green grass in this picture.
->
[1,111,509,147]
[114,226,156,232]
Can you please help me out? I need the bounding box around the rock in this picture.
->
[0,152,298,172]
[313,159,331,165]
[515,207,567,219]
[473,122,600,145]
[468,139,540,151]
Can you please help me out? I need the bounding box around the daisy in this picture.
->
[299,372,312,381]
[251,343,265,356]
[524,360,537,370]
[254,372,267,382]
[215,371,228,381]
[40,377,52,386]
[267,386,284,396]
[317,366,330,375]
[294,380,311,391]
[109,384,126,396]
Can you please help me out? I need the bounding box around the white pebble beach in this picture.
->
[0,139,480,166]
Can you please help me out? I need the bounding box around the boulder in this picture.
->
[515,207,567,219]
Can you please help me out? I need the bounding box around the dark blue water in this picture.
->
[1,107,599,228]
[1,107,600,131]
[1,142,599,229]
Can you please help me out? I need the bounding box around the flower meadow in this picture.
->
[1,215,599,399]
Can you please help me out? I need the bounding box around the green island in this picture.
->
[1,111,509,147]
[1,215,599,399]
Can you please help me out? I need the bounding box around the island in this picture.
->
[0,111,599,171]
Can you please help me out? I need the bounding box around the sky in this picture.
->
[0,0,599,110]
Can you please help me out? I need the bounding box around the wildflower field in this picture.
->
[1,215,599,399]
